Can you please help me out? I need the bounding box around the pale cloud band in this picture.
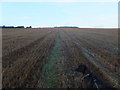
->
[0,0,119,2]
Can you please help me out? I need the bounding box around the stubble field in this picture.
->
[2,28,119,88]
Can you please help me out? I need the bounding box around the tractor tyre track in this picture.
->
[60,29,117,88]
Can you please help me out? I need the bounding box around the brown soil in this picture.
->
[2,28,119,88]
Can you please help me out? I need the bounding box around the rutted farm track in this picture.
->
[2,28,119,88]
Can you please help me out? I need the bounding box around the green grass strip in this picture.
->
[43,34,60,88]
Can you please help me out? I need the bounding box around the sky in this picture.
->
[0,1,118,28]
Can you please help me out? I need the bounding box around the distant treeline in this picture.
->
[0,25,79,28]
[0,25,32,28]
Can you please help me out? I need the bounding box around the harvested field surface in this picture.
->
[2,28,119,88]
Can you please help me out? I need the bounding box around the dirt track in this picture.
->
[2,28,119,88]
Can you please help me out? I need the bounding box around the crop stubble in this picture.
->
[2,28,119,88]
